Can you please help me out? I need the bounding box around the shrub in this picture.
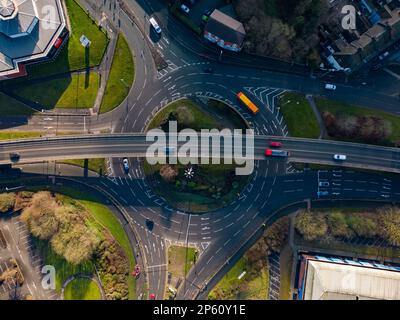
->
[0,192,16,213]
[346,213,378,238]
[378,206,400,246]
[295,210,327,241]
[326,211,353,238]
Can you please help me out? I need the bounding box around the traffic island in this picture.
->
[143,98,250,213]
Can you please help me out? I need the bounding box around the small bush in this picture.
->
[0,192,16,213]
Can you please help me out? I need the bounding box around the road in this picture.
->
[2,134,400,174]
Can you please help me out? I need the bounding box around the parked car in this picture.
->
[122,158,129,173]
[317,191,329,197]
[269,141,282,148]
[379,51,389,60]
[180,4,190,14]
[325,83,336,90]
[149,293,156,300]
[333,154,347,161]
[204,67,213,73]
[319,181,329,187]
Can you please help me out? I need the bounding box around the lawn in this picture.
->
[279,92,320,138]
[0,131,41,140]
[24,0,108,78]
[168,245,197,278]
[61,158,107,175]
[13,73,100,109]
[148,99,221,131]
[208,257,269,300]
[64,278,102,300]
[33,237,95,293]
[0,93,36,116]
[315,97,400,144]
[279,244,293,300]
[51,186,137,300]
[100,34,135,113]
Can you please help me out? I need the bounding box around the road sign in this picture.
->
[80,35,91,48]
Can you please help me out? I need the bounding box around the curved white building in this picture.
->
[0,0,67,79]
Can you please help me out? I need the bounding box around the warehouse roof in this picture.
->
[304,259,400,300]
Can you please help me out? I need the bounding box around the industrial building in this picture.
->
[296,253,400,300]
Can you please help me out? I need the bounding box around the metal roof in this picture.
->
[0,0,66,77]
[304,259,400,300]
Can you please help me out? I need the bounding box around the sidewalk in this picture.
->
[306,94,326,139]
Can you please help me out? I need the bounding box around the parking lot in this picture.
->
[0,215,59,300]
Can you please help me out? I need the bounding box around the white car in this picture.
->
[325,83,336,90]
[149,17,161,34]
[319,181,330,187]
[180,4,190,13]
[123,158,129,173]
[333,154,347,161]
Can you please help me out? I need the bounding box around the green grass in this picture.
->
[64,278,102,300]
[279,245,293,300]
[315,97,400,144]
[24,0,108,78]
[13,73,100,109]
[0,131,41,140]
[208,257,269,300]
[168,246,197,278]
[0,93,36,116]
[100,34,135,113]
[148,99,221,131]
[279,92,320,138]
[61,159,107,175]
[33,237,95,293]
[50,186,136,300]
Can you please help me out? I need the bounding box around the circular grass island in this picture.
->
[144,98,251,213]
[63,277,102,300]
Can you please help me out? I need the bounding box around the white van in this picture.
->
[149,17,161,34]
[325,83,336,90]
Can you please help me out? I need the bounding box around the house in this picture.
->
[203,9,246,52]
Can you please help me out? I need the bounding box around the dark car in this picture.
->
[146,219,154,231]
[9,153,20,162]
[204,67,213,74]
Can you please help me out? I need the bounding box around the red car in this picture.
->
[54,37,63,49]
[132,265,140,277]
[269,141,282,148]
[149,293,156,300]
[265,149,273,156]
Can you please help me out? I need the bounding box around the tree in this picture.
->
[378,207,400,246]
[20,192,59,239]
[159,164,178,183]
[295,210,328,241]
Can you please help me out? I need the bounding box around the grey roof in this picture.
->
[0,0,66,77]
[205,9,245,45]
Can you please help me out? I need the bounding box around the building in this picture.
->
[330,7,400,72]
[0,0,67,80]
[296,254,400,300]
[203,9,246,52]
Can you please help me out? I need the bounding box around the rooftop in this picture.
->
[0,0,66,78]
